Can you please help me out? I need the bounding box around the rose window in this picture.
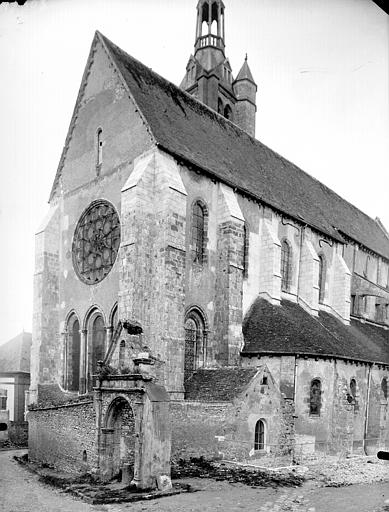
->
[72,200,120,284]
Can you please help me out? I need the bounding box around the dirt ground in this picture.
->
[1,450,389,512]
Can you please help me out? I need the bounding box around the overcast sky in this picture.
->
[0,0,388,345]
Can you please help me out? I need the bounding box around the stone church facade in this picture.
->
[28,0,389,485]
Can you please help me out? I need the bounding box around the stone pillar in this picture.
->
[30,204,60,403]
[214,183,245,366]
[80,329,88,394]
[61,331,68,389]
[258,219,281,305]
[298,238,319,316]
[119,148,187,397]
[329,246,351,324]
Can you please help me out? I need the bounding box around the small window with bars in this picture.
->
[309,379,321,416]
[254,419,265,450]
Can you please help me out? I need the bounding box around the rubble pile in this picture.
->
[307,456,389,487]
[171,457,304,487]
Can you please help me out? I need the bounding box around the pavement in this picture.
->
[1,449,389,512]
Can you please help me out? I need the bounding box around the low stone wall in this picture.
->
[170,399,296,463]
[28,401,97,474]
[170,401,231,460]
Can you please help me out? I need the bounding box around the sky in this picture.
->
[0,0,388,345]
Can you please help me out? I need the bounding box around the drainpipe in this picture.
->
[292,354,299,463]
[363,363,373,455]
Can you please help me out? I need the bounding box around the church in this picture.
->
[28,0,389,488]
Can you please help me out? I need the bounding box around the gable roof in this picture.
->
[51,32,389,259]
[242,298,389,365]
[0,332,32,373]
[184,367,259,402]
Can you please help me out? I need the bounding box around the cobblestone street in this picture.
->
[1,450,389,512]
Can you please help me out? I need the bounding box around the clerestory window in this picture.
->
[281,240,292,292]
[192,201,206,264]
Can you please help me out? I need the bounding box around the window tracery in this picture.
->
[184,308,207,381]
[72,200,120,285]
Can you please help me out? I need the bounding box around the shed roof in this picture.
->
[242,298,389,365]
[184,367,259,402]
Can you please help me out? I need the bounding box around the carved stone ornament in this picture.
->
[72,200,120,285]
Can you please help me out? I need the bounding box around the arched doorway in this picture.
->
[104,397,136,481]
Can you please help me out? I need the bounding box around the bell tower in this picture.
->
[180,0,257,137]
[194,0,226,71]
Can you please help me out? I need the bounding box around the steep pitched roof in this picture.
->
[242,298,389,365]
[184,368,259,401]
[0,332,32,373]
[235,56,256,84]
[51,32,389,259]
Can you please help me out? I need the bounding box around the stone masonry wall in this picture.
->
[28,401,97,473]
[170,400,231,460]
[244,355,388,458]
[119,149,187,397]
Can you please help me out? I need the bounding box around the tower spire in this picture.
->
[180,1,257,137]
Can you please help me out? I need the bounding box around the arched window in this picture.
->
[318,255,326,304]
[254,420,265,450]
[201,2,209,31]
[224,104,233,120]
[66,314,81,392]
[184,308,207,382]
[350,378,357,399]
[310,379,321,416]
[192,201,206,264]
[87,311,106,390]
[96,128,103,171]
[280,240,292,292]
[211,1,218,24]
[218,98,224,115]
[381,378,388,400]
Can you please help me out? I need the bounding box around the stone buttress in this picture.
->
[119,148,187,398]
